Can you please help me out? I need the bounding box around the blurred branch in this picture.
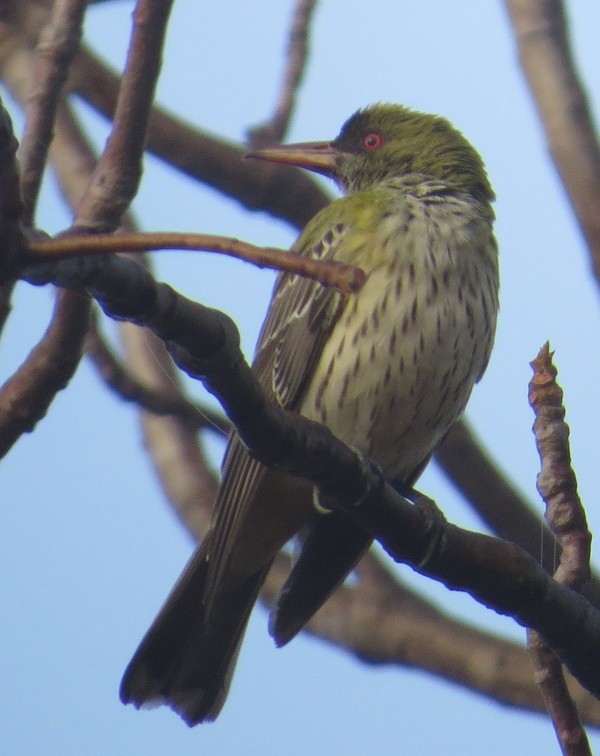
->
[26,231,366,293]
[70,46,331,230]
[248,0,318,148]
[118,318,220,537]
[18,0,88,226]
[263,548,600,722]
[504,0,600,281]
[527,343,592,754]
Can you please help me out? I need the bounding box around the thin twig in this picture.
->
[18,0,88,226]
[26,231,366,293]
[504,0,600,281]
[248,0,318,148]
[527,632,592,755]
[527,342,592,756]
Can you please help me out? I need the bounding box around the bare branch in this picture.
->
[504,0,600,281]
[0,0,176,465]
[529,343,591,590]
[0,287,91,458]
[526,343,592,755]
[26,231,366,293]
[248,0,318,148]
[0,69,93,459]
[527,631,592,755]
[117,321,219,539]
[21,251,600,701]
[0,19,220,563]
[263,549,600,721]
[74,0,175,230]
[18,0,88,225]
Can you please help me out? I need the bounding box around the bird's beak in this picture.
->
[247,141,339,177]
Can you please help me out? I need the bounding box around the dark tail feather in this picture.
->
[269,512,372,647]
[120,538,269,726]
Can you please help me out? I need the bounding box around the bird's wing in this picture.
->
[204,206,355,604]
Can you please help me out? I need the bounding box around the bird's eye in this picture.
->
[362,132,384,151]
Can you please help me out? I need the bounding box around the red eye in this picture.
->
[362,131,383,151]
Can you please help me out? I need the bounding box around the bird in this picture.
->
[120,103,499,726]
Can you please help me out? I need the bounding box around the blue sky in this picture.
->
[2,1,600,753]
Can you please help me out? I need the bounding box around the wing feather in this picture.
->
[204,211,353,604]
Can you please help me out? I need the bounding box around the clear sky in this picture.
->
[2,1,600,754]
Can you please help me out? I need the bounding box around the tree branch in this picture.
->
[0,38,92,459]
[26,231,366,293]
[0,287,91,458]
[248,0,318,148]
[504,0,600,281]
[74,0,175,231]
[263,549,600,722]
[21,251,600,702]
[18,0,88,225]
[527,343,592,754]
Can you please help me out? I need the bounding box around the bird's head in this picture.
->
[249,104,494,202]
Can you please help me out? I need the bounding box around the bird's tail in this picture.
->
[120,536,270,726]
[270,511,373,646]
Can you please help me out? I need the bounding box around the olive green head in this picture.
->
[333,104,494,201]
[249,103,494,203]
